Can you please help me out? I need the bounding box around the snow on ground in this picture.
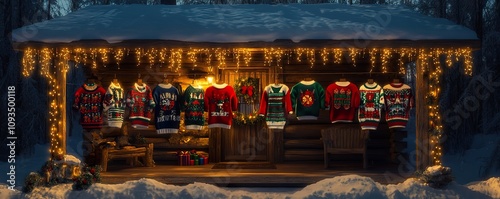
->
[0,175,498,199]
[11,4,477,43]
[1,127,499,198]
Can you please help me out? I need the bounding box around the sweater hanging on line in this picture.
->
[183,85,205,130]
[126,83,155,129]
[153,83,181,134]
[258,84,292,129]
[204,83,238,129]
[383,83,413,129]
[104,82,125,128]
[358,82,384,130]
[73,83,107,129]
[325,81,360,123]
[290,80,325,120]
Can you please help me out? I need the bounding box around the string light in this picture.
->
[90,48,97,69]
[234,48,240,73]
[321,48,328,65]
[22,47,36,77]
[20,46,474,162]
[333,48,342,64]
[381,48,391,73]
[369,48,377,71]
[59,48,70,73]
[243,48,252,67]
[135,48,142,66]
[146,48,157,68]
[98,48,109,67]
[114,48,124,69]
[349,48,360,67]
[307,48,315,68]
[188,48,199,68]
[295,48,305,63]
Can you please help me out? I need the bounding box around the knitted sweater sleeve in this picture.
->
[147,86,155,110]
[317,83,326,109]
[104,86,113,111]
[204,87,211,112]
[284,87,293,114]
[325,84,333,110]
[379,88,385,105]
[258,87,268,116]
[290,85,298,111]
[230,87,238,112]
[351,84,360,108]
[73,87,83,110]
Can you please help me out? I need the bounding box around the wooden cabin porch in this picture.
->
[100,160,412,187]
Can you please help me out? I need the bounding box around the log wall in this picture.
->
[78,50,410,165]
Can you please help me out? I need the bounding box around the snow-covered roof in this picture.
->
[12,4,478,44]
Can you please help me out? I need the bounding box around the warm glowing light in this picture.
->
[206,74,214,84]
[19,46,475,161]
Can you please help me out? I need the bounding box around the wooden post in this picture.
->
[208,128,222,163]
[274,129,284,163]
[55,58,67,155]
[145,143,154,167]
[267,128,275,163]
[415,59,431,171]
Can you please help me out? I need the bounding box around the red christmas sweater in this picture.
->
[73,84,107,129]
[204,83,238,129]
[383,83,413,129]
[126,83,155,129]
[325,82,360,123]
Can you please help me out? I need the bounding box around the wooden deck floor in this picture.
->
[100,161,414,187]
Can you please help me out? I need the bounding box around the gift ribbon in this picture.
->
[241,85,254,97]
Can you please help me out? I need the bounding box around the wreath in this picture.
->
[233,111,264,126]
[234,77,259,104]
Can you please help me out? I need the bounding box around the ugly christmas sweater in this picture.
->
[290,80,325,120]
[325,82,360,123]
[183,85,205,130]
[104,82,125,128]
[258,84,293,129]
[383,83,413,129]
[73,83,107,129]
[126,83,155,129]
[204,83,238,129]
[153,84,181,134]
[358,82,384,130]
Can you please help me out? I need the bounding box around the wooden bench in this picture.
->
[321,125,369,169]
[100,143,154,172]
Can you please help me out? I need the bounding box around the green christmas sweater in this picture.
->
[258,84,293,129]
[183,85,205,130]
[290,80,325,120]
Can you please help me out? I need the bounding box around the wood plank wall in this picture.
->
[78,50,410,164]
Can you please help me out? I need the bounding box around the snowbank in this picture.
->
[0,175,497,199]
[467,177,500,199]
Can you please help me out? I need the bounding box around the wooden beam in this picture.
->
[415,59,431,171]
[12,39,481,50]
[208,128,222,163]
[56,60,67,155]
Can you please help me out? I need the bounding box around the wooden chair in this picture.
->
[100,143,154,172]
[321,125,369,169]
